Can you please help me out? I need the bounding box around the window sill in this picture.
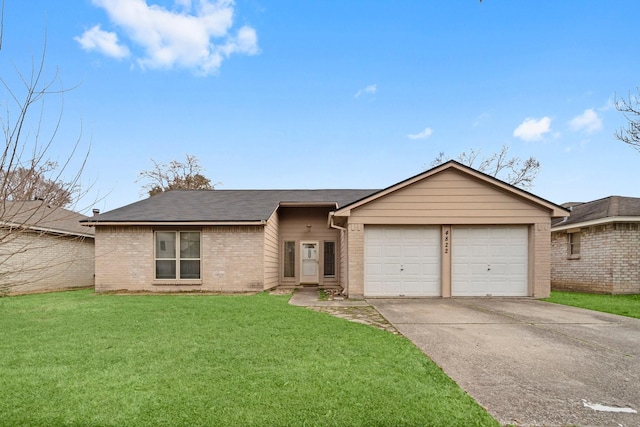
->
[567,254,581,260]
[153,281,202,286]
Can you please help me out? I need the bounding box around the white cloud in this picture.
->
[569,108,602,134]
[78,0,259,75]
[513,117,552,141]
[75,25,130,59]
[355,84,377,98]
[407,127,433,140]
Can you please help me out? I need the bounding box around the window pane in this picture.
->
[156,260,176,279]
[180,260,200,279]
[569,233,581,255]
[156,232,176,258]
[324,241,336,277]
[284,241,295,278]
[180,232,200,259]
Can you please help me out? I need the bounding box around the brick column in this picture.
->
[347,223,365,298]
[531,222,551,298]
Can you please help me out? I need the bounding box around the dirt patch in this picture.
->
[307,305,400,334]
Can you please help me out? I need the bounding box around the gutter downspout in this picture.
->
[328,212,349,297]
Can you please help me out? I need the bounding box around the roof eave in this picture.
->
[0,222,95,238]
[81,220,267,227]
[551,216,640,232]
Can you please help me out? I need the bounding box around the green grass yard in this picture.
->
[0,290,497,426]
[543,291,640,319]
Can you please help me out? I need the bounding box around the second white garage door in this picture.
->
[364,226,440,297]
[452,226,528,296]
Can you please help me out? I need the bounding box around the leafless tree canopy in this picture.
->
[430,145,541,189]
[615,88,640,153]
[138,154,217,197]
[1,161,73,206]
[0,33,91,294]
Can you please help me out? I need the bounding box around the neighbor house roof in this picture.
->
[551,196,640,231]
[81,189,378,226]
[1,200,94,238]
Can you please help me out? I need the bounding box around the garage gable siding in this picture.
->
[348,169,550,224]
[343,168,554,298]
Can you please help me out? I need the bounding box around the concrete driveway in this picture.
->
[369,298,640,427]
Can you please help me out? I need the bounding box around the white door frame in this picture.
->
[300,241,319,284]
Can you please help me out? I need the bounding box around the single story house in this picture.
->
[0,200,95,294]
[82,161,568,297]
[551,196,640,294]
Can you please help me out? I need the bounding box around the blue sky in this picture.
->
[1,0,639,212]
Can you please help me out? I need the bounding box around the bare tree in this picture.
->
[430,145,540,189]
[0,35,92,294]
[615,88,640,153]
[138,154,217,197]
[1,161,73,206]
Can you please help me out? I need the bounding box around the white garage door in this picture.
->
[365,226,440,297]
[452,226,528,296]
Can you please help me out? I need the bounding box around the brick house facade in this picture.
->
[551,196,640,294]
[84,162,568,297]
[1,201,95,294]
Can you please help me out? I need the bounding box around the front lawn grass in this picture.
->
[543,291,640,319]
[0,290,497,426]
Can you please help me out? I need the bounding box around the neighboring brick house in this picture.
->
[551,196,640,294]
[83,161,568,298]
[0,201,95,294]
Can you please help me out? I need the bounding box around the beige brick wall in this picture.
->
[551,223,640,294]
[1,230,94,293]
[612,223,640,294]
[95,226,154,291]
[95,225,265,292]
[200,226,264,292]
[346,223,364,298]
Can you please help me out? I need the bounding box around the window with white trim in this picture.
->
[155,231,201,279]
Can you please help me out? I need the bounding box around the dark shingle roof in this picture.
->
[84,189,379,223]
[1,200,94,236]
[552,196,640,227]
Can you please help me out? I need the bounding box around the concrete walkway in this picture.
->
[288,288,399,334]
[288,287,369,307]
[370,298,640,427]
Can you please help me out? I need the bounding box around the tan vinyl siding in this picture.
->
[349,169,550,224]
[278,206,341,287]
[263,211,279,289]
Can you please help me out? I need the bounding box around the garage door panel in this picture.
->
[365,226,441,297]
[452,226,528,297]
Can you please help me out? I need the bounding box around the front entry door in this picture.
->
[300,241,319,284]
